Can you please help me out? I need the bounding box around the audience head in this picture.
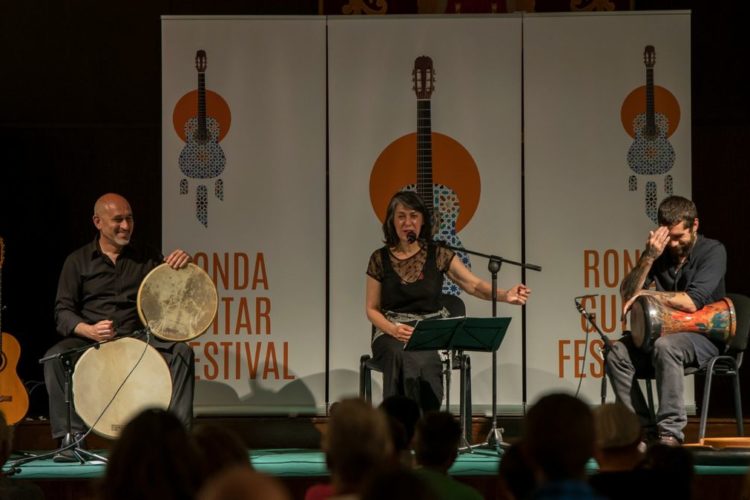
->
[640,443,694,497]
[198,465,291,500]
[593,402,644,471]
[414,411,460,472]
[192,424,252,478]
[523,392,595,482]
[101,408,205,500]
[497,441,537,500]
[380,395,421,457]
[323,398,393,494]
[361,467,438,500]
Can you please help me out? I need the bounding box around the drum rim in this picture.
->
[72,336,172,439]
[136,262,218,342]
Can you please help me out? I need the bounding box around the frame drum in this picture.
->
[72,337,172,439]
[137,263,218,342]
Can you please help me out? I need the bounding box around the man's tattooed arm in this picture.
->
[620,253,655,303]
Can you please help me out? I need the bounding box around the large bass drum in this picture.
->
[72,337,172,439]
[137,263,218,342]
[629,295,736,351]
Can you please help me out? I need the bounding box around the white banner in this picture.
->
[524,12,692,407]
[328,16,525,413]
[160,12,691,417]
[162,17,327,414]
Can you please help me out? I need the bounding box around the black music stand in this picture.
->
[405,316,511,452]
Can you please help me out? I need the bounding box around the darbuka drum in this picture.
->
[72,337,172,439]
[137,263,218,342]
[630,295,736,351]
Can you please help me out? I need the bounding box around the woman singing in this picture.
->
[365,191,530,412]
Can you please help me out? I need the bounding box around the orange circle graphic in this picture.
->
[172,90,232,142]
[370,132,480,233]
[621,85,680,138]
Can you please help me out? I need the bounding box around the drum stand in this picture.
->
[5,343,108,473]
[574,297,613,404]
[54,350,107,463]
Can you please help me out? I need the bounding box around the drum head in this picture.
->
[73,337,172,439]
[137,263,218,342]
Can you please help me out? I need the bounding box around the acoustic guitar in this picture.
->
[0,238,29,425]
[406,56,471,295]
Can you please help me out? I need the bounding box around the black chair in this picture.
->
[359,294,468,412]
[642,293,750,441]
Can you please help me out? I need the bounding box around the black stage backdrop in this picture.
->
[0,0,747,418]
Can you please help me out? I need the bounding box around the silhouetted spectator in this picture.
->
[589,402,666,500]
[198,465,291,500]
[522,393,600,499]
[380,395,421,467]
[361,467,438,500]
[98,408,205,500]
[592,402,644,472]
[413,412,481,500]
[305,398,393,500]
[497,441,536,500]
[192,424,252,479]
[639,444,694,499]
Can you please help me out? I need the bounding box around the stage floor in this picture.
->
[6,447,750,500]
[6,447,506,479]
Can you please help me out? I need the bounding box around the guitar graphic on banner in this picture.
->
[405,56,471,296]
[0,238,30,425]
[178,49,227,227]
[625,45,676,223]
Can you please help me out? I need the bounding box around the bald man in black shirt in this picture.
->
[45,193,195,461]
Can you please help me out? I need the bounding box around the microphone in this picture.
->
[574,294,598,301]
[406,231,417,244]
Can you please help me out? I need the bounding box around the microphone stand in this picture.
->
[574,297,613,405]
[435,240,541,451]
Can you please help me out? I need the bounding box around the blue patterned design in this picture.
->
[403,182,470,296]
[178,116,226,226]
[627,113,675,175]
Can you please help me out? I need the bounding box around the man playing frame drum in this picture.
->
[44,193,195,462]
[606,195,727,446]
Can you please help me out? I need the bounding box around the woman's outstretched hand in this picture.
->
[506,284,531,305]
